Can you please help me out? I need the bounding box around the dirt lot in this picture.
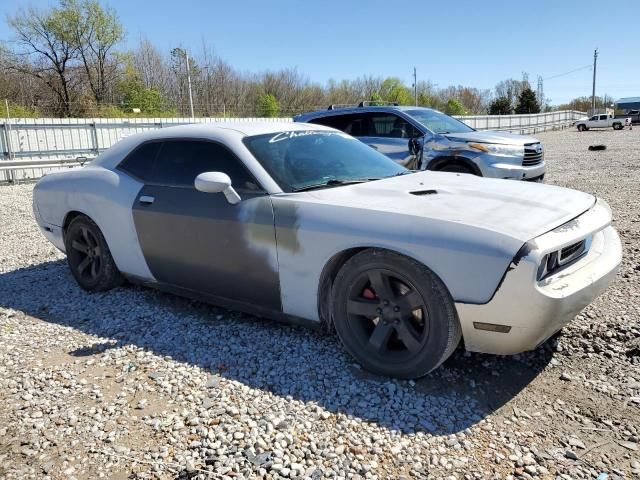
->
[0,126,639,479]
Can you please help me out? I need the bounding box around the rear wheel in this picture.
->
[613,123,623,130]
[64,215,123,292]
[331,249,461,378]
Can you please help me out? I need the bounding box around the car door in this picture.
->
[598,114,609,127]
[358,113,421,167]
[119,139,281,310]
[586,115,598,128]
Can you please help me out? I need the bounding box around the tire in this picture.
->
[64,215,123,292]
[613,123,622,130]
[331,249,461,378]
[577,124,586,132]
[438,163,476,175]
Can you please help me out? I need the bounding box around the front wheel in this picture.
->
[438,163,476,175]
[577,124,587,132]
[331,249,461,378]
[64,215,123,292]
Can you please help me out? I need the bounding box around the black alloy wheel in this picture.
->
[332,249,461,378]
[64,215,123,292]
[345,268,428,360]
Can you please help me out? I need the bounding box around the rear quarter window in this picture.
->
[117,141,163,181]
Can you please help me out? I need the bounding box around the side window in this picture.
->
[117,141,162,181]
[368,114,420,138]
[151,140,262,191]
[590,116,597,121]
[599,115,608,120]
[310,114,370,137]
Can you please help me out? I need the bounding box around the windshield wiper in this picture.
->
[293,179,372,192]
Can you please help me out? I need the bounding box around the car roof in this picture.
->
[91,121,335,169]
[294,105,437,121]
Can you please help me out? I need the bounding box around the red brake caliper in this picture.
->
[362,287,376,300]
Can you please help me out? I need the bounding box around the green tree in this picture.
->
[444,98,465,115]
[257,93,280,117]
[380,77,413,105]
[369,92,383,105]
[117,66,169,115]
[515,86,540,114]
[489,96,512,115]
[64,0,124,105]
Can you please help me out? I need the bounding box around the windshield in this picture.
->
[406,109,474,134]
[243,130,406,192]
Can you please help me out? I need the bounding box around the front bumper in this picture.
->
[455,200,622,355]
[481,159,546,181]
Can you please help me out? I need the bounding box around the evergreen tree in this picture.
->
[515,86,540,114]
[489,96,512,115]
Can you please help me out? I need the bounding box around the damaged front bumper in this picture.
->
[455,199,622,355]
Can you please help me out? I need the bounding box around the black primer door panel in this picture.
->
[132,186,281,311]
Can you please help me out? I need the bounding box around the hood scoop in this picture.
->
[410,189,438,196]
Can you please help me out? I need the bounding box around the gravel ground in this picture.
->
[1,127,639,480]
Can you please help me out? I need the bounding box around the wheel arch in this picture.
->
[316,245,454,331]
[63,210,88,233]
[427,155,482,175]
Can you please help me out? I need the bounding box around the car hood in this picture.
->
[444,130,540,145]
[302,171,595,242]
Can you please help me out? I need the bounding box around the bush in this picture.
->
[4,103,40,118]
[444,98,465,116]
[257,93,280,118]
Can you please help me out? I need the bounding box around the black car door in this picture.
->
[119,139,281,310]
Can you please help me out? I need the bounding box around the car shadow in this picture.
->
[0,259,553,436]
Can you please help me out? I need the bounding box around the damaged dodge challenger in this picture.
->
[33,122,622,378]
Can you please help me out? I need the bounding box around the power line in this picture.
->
[543,64,592,81]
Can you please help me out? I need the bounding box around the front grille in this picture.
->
[523,143,544,166]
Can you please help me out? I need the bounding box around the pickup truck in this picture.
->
[576,114,627,131]
[615,110,640,125]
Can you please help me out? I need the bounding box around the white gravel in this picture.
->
[1,127,639,479]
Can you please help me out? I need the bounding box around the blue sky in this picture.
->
[2,0,638,104]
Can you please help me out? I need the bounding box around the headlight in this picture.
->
[468,143,523,157]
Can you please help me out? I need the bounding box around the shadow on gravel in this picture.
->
[0,260,553,435]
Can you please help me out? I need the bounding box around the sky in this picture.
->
[2,0,639,105]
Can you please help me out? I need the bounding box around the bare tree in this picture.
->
[65,0,124,104]
[7,5,81,116]
[133,37,171,92]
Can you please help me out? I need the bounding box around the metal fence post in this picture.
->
[0,123,7,160]
[90,122,99,154]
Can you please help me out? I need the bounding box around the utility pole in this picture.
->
[591,48,598,114]
[185,52,195,119]
[171,48,196,118]
[413,67,418,106]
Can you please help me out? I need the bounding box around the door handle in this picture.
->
[367,144,379,150]
[139,195,155,204]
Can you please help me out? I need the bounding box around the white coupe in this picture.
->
[33,122,621,378]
